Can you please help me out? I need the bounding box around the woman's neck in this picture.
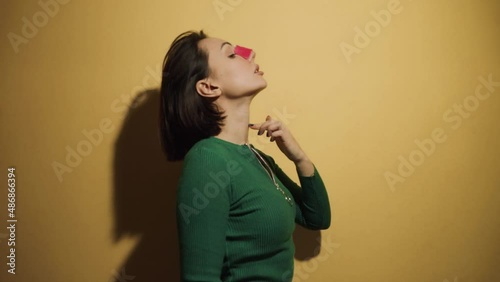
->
[215,98,251,145]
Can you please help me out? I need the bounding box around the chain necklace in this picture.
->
[245,144,294,206]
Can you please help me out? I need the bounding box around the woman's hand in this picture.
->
[249,115,308,164]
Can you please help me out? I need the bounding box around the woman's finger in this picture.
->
[249,116,281,136]
[257,121,273,135]
[265,122,282,137]
[266,122,281,132]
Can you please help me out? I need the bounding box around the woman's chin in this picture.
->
[257,80,268,91]
[243,81,268,97]
[254,84,267,95]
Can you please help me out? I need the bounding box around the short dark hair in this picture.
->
[158,30,226,161]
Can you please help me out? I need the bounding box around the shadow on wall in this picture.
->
[110,88,324,281]
[294,226,322,261]
[112,88,183,282]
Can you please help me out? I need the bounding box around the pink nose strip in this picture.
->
[234,45,253,60]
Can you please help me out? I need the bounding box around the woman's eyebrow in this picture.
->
[220,42,232,50]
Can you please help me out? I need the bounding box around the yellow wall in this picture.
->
[1,0,499,281]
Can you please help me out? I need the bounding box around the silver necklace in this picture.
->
[245,144,294,206]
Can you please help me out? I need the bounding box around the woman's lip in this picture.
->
[254,64,263,75]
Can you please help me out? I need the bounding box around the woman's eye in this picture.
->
[229,53,236,58]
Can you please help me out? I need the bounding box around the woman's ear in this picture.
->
[196,79,221,98]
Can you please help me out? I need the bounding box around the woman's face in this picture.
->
[197,37,267,99]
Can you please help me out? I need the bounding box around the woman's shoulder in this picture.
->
[184,137,232,163]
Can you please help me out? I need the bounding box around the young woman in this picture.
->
[159,30,331,281]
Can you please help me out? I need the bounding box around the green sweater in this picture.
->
[176,136,331,281]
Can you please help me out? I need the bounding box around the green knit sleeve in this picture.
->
[176,146,232,281]
[257,150,331,230]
